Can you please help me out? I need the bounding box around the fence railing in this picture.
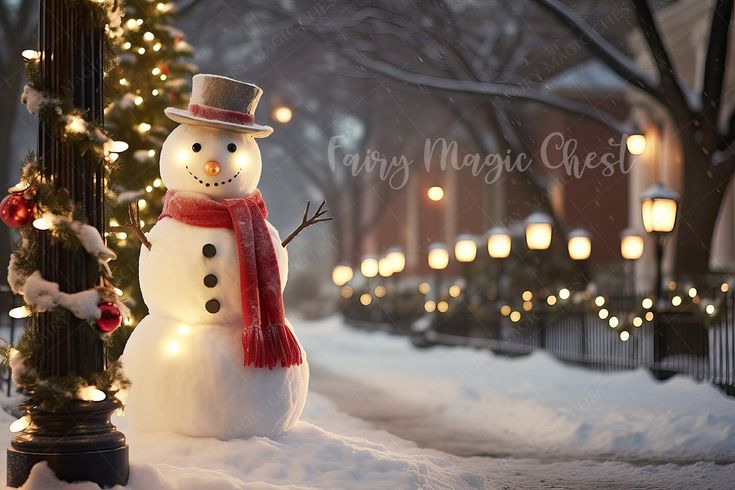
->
[343,288,735,395]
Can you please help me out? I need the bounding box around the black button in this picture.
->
[202,244,216,258]
[203,274,218,288]
[205,299,220,314]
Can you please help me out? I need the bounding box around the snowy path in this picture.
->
[0,315,734,488]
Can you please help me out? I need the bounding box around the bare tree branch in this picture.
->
[349,52,630,134]
[537,0,660,100]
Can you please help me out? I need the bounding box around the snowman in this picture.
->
[121,74,328,439]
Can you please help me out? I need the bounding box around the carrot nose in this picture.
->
[204,161,221,176]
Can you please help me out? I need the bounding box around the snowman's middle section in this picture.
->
[139,216,289,324]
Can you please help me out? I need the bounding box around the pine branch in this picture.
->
[281,200,332,247]
[116,201,151,250]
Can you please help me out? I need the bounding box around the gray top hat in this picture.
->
[165,74,273,138]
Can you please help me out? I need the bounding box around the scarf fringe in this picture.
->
[243,323,303,370]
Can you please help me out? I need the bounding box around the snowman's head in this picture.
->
[159,124,262,199]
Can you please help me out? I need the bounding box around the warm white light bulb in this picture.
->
[9,416,30,433]
[8,306,31,319]
[626,134,647,155]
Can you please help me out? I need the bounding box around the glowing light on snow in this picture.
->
[426,185,444,202]
[78,386,106,402]
[166,340,182,355]
[9,306,31,319]
[9,416,30,433]
[272,106,293,124]
[559,288,570,300]
[625,134,647,155]
[177,325,192,335]
[418,282,430,294]
[33,216,53,230]
[619,331,630,342]
[235,153,250,169]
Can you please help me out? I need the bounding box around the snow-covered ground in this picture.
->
[0,315,734,489]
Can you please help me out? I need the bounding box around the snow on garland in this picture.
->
[0,0,130,409]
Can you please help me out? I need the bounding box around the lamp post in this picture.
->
[620,229,644,295]
[567,228,591,289]
[7,2,129,487]
[640,183,679,299]
[454,234,478,299]
[525,212,553,251]
[428,243,449,301]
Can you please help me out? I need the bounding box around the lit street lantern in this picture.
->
[487,226,511,259]
[525,211,553,250]
[626,134,647,155]
[360,256,379,278]
[428,243,449,270]
[385,247,406,274]
[427,185,444,202]
[640,182,679,234]
[454,234,478,263]
[567,228,591,261]
[620,229,644,260]
[640,182,679,299]
[331,263,353,286]
[378,256,394,278]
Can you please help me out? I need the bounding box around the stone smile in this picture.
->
[185,165,243,188]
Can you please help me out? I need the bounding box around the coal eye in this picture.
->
[192,143,201,152]
[227,143,237,153]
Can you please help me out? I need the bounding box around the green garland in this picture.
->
[2,0,130,411]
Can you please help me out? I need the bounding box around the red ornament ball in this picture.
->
[95,302,122,333]
[0,192,34,228]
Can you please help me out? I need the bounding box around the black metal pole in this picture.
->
[655,235,664,300]
[7,1,128,487]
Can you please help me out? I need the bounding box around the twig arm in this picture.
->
[281,200,332,247]
[116,201,152,250]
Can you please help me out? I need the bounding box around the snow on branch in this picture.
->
[350,53,630,135]
[22,271,101,321]
[536,0,660,101]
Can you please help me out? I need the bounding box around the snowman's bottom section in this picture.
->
[121,315,309,439]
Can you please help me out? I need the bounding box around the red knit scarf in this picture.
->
[160,190,302,370]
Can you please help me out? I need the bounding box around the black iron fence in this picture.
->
[343,288,735,395]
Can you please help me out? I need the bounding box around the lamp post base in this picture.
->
[6,399,129,488]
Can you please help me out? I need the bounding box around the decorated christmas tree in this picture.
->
[104,0,196,328]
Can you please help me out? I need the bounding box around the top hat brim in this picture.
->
[165,107,273,138]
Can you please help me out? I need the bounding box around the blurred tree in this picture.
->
[0,0,37,270]
[105,0,196,328]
